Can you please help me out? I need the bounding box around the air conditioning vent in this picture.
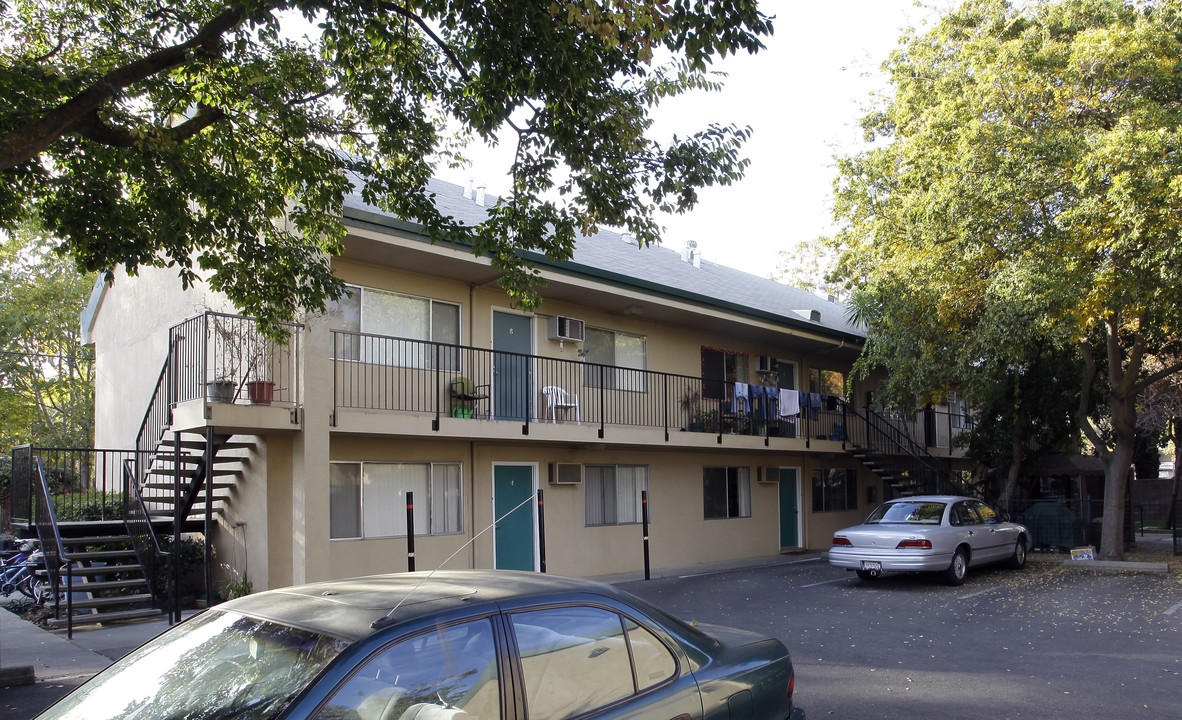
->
[757,356,778,373]
[547,316,585,343]
[758,467,780,484]
[549,463,583,485]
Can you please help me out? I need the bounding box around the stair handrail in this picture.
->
[25,454,78,637]
[134,330,185,462]
[839,399,961,493]
[122,456,171,610]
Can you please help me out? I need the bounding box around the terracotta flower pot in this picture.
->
[246,380,274,405]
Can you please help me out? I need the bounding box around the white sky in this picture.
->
[434,1,947,279]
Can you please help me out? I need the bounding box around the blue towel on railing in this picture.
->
[733,382,750,414]
[762,385,778,420]
[749,385,777,421]
[799,391,821,420]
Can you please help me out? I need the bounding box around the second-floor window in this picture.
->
[808,368,845,397]
[329,285,460,368]
[584,327,647,391]
[701,347,749,400]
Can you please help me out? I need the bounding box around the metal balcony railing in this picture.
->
[171,312,301,408]
[329,331,970,450]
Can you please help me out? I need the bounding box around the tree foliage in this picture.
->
[0,0,772,333]
[829,0,1182,558]
[0,223,96,451]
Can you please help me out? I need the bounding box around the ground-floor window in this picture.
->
[811,468,857,512]
[585,465,649,526]
[703,466,751,519]
[330,461,463,539]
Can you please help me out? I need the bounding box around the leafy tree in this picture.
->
[0,223,96,451]
[0,0,772,333]
[830,0,1182,559]
[772,235,841,297]
[960,341,1086,506]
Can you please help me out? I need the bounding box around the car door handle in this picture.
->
[966,530,974,536]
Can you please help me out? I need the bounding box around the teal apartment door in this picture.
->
[778,468,801,549]
[493,312,531,421]
[494,464,535,571]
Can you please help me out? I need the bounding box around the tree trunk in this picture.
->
[1099,445,1133,559]
[1000,434,1024,509]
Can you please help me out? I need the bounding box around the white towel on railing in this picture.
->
[779,388,800,417]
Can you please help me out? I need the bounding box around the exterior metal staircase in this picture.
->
[839,401,967,498]
[139,431,249,528]
[21,430,248,633]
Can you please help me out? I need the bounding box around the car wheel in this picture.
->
[1007,537,1027,570]
[855,569,879,581]
[943,548,968,586]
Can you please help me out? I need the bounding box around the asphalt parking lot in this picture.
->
[621,554,1182,720]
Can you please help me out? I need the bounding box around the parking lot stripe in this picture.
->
[800,577,851,588]
[1165,601,1182,616]
[677,557,818,579]
[957,587,997,600]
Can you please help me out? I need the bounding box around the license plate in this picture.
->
[861,561,882,571]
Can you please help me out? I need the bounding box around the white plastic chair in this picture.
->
[541,386,580,424]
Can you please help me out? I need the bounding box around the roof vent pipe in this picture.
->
[621,232,634,246]
[693,249,702,269]
[464,177,473,200]
[682,240,697,264]
[476,184,486,207]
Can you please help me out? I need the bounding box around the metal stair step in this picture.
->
[46,607,164,629]
[142,481,235,491]
[59,535,133,547]
[55,563,143,577]
[62,549,138,562]
[158,438,252,452]
[62,577,148,592]
[53,593,155,609]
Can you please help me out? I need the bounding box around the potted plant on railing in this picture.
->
[680,388,706,432]
[208,315,272,404]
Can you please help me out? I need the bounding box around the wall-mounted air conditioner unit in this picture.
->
[549,463,583,485]
[758,467,780,484]
[757,356,778,373]
[547,316,585,343]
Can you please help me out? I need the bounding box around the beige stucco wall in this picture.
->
[88,266,231,449]
[315,430,875,579]
[86,230,885,589]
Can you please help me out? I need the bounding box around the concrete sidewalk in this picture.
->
[0,607,194,720]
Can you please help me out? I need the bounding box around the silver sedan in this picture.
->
[828,495,1030,585]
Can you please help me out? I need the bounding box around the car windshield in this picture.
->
[865,501,946,525]
[38,609,350,720]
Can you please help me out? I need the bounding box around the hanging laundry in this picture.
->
[779,388,800,417]
[733,382,750,414]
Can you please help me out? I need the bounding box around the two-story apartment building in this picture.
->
[71,177,970,599]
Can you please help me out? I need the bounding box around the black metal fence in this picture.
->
[330,331,973,453]
[172,312,301,408]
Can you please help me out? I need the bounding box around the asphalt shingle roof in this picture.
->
[343,175,863,339]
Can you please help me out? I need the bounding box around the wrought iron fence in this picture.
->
[172,312,301,408]
[16,447,144,521]
[329,331,971,452]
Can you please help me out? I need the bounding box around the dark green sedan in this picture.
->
[37,571,805,720]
